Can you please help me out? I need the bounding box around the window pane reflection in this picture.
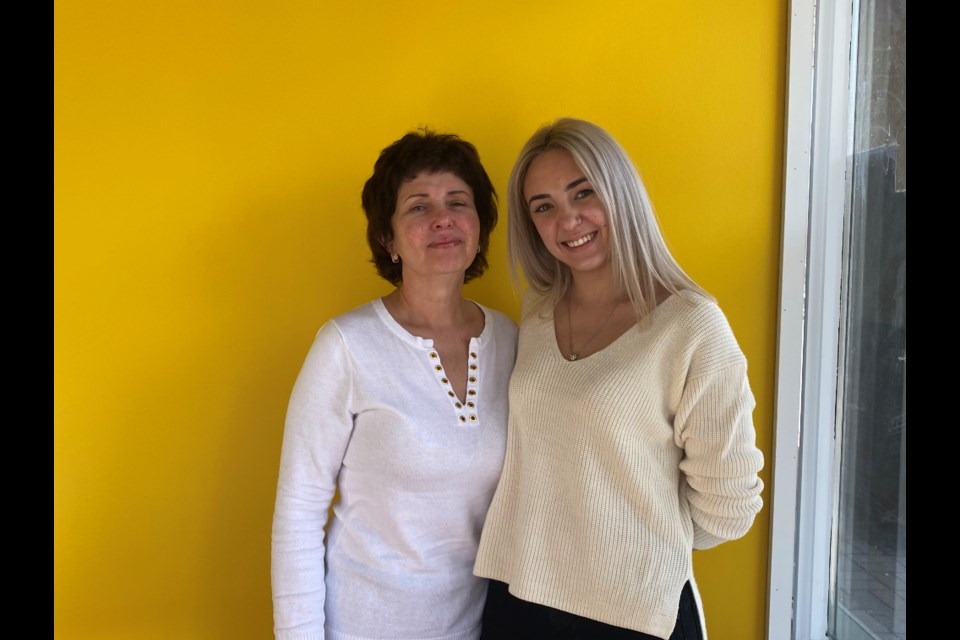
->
[831,1,905,639]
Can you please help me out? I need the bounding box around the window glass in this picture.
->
[831,1,905,638]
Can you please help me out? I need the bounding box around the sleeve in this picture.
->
[675,358,765,551]
[271,321,356,639]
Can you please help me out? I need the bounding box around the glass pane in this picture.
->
[831,0,906,639]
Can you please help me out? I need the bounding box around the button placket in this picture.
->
[464,339,479,424]
[424,337,481,425]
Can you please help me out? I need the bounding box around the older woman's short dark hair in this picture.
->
[362,129,498,285]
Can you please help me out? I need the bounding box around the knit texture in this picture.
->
[473,290,763,639]
[273,299,518,640]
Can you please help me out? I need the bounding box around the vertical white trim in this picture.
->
[795,0,854,637]
[769,0,854,638]
[766,1,816,638]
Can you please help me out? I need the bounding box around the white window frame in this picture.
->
[767,0,855,638]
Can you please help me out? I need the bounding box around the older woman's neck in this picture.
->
[384,278,473,330]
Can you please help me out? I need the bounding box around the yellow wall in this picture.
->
[55,1,785,638]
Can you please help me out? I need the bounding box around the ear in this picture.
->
[382,237,395,255]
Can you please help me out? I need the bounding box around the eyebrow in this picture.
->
[527,177,589,206]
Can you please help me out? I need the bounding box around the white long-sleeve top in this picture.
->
[473,290,764,639]
[273,299,518,640]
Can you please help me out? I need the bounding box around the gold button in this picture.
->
[469,415,477,422]
[429,352,438,359]
[467,401,475,408]
[441,377,449,384]
[470,352,477,358]
[459,416,466,422]
[469,364,477,371]
[435,365,443,371]
[455,402,462,408]
[448,391,455,397]
[467,390,476,396]
[468,376,477,383]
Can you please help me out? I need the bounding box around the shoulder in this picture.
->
[658,290,731,333]
[519,287,552,323]
[325,300,386,337]
[477,304,519,338]
[308,300,387,357]
[658,290,746,375]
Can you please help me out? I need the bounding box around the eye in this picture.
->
[574,188,594,200]
[531,202,553,214]
[408,203,428,213]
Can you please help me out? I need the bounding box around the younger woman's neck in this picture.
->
[567,275,629,307]
[567,270,673,309]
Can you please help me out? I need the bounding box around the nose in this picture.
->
[432,206,454,228]
[558,203,582,230]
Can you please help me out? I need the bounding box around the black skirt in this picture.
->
[480,579,703,640]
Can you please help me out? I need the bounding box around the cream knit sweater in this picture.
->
[473,290,764,639]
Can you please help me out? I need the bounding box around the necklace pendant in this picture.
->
[568,353,578,361]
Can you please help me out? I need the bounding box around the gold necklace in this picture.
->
[565,296,624,361]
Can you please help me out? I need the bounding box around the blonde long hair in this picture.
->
[507,117,711,319]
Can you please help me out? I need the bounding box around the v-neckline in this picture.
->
[547,293,678,363]
[373,298,489,426]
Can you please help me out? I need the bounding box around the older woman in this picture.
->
[272,130,517,640]
[474,118,764,639]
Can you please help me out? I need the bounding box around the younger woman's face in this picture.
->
[523,148,611,279]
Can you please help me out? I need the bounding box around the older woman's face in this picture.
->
[386,171,480,282]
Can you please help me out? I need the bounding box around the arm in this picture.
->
[271,322,356,639]
[675,362,765,550]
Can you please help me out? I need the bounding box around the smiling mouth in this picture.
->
[429,238,463,248]
[563,232,597,248]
